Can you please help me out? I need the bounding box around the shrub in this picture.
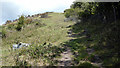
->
[16,24,22,31]
[64,8,74,18]
[0,26,2,32]
[35,22,39,25]
[2,28,6,38]
[16,15,25,31]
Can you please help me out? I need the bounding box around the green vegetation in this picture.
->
[64,8,74,18]
[2,28,6,38]
[13,43,66,66]
[0,26,2,32]
[1,1,120,67]
[16,15,25,31]
[64,1,120,67]
[1,13,74,66]
[79,62,98,68]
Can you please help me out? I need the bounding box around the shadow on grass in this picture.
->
[56,21,98,67]
[61,18,120,67]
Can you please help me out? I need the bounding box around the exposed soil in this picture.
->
[56,46,74,66]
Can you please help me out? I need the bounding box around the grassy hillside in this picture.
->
[2,12,119,67]
[1,13,75,66]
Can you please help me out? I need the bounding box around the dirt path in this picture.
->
[55,28,74,66]
[57,46,74,66]
[55,28,103,67]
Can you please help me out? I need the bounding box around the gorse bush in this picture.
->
[2,28,6,38]
[16,15,25,31]
[16,24,22,31]
[64,8,74,18]
[0,26,2,32]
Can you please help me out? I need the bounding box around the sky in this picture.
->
[0,0,75,25]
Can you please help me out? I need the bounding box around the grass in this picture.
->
[65,18,120,67]
[1,12,75,66]
[1,12,119,67]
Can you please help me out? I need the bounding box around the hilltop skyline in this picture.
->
[0,0,74,25]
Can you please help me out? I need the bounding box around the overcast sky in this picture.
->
[0,0,74,25]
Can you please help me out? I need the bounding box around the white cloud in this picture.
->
[1,0,74,13]
[0,0,74,25]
